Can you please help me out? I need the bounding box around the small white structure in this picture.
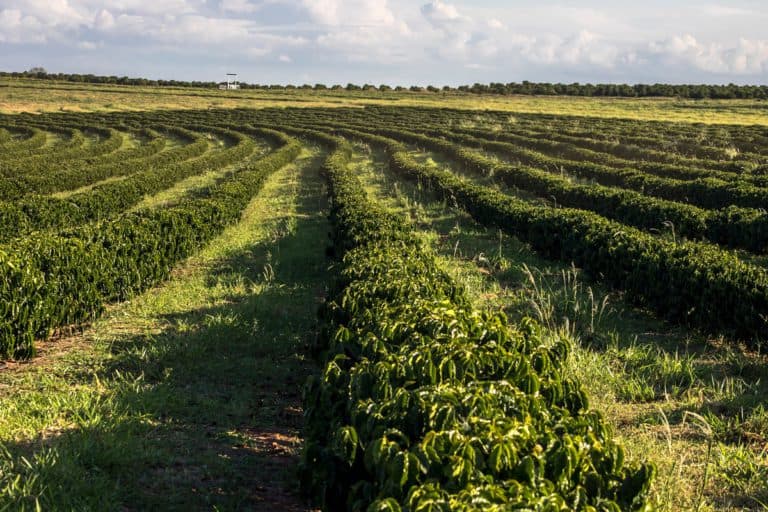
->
[219,73,240,90]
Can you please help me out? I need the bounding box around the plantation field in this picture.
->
[3,77,768,125]
[0,91,767,510]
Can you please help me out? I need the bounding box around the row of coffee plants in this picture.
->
[220,107,768,189]
[329,127,768,340]
[70,128,165,167]
[435,128,768,210]
[0,124,86,165]
[0,126,264,242]
[0,126,47,159]
[0,128,300,358]
[0,126,125,176]
[458,115,761,168]
[332,107,765,186]
[486,126,758,175]
[364,126,768,254]
[451,109,768,160]
[297,127,655,511]
[30,126,166,171]
[454,127,763,185]
[408,106,767,166]
[0,126,205,200]
[300,105,762,163]
[288,113,768,254]
[259,105,766,168]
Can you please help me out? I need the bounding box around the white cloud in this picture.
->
[0,0,766,84]
[301,0,340,25]
[78,0,199,16]
[487,19,504,30]
[421,0,462,27]
[300,0,396,27]
[0,9,47,43]
[702,5,754,17]
[77,40,99,49]
[94,9,114,30]
[649,34,768,75]
[19,0,88,26]
[278,54,291,62]
[220,0,259,13]
[244,46,270,58]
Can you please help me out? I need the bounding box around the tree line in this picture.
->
[3,69,767,99]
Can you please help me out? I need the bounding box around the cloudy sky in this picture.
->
[1,0,767,85]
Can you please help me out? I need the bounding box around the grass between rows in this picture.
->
[347,142,768,511]
[48,132,153,199]
[0,146,327,511]
[131,138,271,211]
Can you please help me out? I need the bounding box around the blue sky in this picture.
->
[1,0,766,85]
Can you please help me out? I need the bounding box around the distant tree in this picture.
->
[7,68,765,99]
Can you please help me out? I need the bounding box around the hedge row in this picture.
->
[0,126,47,159]
[43,127,166,170]
[0,125,86,167]
[364,126,768,255]
[0,126,125,177]
[298,128,655,511]
[335,128,768,340]
[473,123,755,172]
[456,127,767,187]
[0,126,205,200]
[0,128,300,358]
[0,126,263,242]
[505,117,768,161]
[438,128,768,210]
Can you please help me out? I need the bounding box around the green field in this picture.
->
[0,80,766,511]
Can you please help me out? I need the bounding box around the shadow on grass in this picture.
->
[359,141,768,510]
[0,156,328,511]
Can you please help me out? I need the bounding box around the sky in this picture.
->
[0,0,767,86]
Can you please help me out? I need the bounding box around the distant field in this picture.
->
[0,82,766,510]
[3,77,768,125]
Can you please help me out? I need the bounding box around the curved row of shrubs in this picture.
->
[296,127,655,511]
[0,125,187,200]
[0,128,300,358]
[0,126,264,242]
[330,127,768,340]
[360,125,768,254]
[0,126,48,159]
[442,128,768,210]
[0,124,86,168]
[0,125,125,176]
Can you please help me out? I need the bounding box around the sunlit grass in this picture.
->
[349,142,768,511]
[0,146,326,510]
[2,77,768,125]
